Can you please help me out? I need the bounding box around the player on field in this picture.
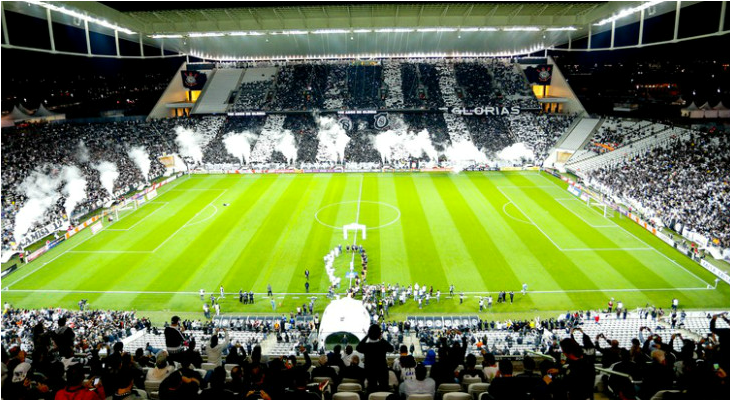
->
[522,283,528,295]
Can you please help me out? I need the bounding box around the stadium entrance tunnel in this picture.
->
[318,297,371,350]
[323,332,361,349]
[314,200,400,230]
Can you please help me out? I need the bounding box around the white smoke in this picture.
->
[76,141,90,163]
[374,128,438,163]
[223,132,256,164]
[444,141,488,173]
[128,146,151,181]
[275,130,298,164]
[60,166,87,218]
[174,126,205,163]
[13,168,63,244]
[497,142,535,163]
[94,161,119,197]
[316,116,350,163]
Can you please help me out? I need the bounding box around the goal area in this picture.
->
[586,194,617,218]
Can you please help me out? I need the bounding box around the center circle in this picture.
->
[314,201,401,230]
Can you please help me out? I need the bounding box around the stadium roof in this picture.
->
[2,2,725,59]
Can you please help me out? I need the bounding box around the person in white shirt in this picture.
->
[482,353,499,382]
[399,364,435,398]
[206,328,229,366]
[146,352,175,382]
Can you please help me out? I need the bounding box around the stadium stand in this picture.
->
[3,305,728,399]
[2,1,729,398]
[586,127,730,248]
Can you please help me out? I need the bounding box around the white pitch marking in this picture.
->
[562,248,655,252]
[348,174,365,289]
[501,202,533,225]
[106,202,170,232]
[497,187,564,250]
[68,250,152,254]
[1,287,712,295]
[314,200,401,230]
[554,198,625,229]
[3,175,195,289]
[184,204,219,228]
[539,173,712,287]
[152,189,228,253]
[495,185,558,189]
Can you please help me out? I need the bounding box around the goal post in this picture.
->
[586,195,616,218]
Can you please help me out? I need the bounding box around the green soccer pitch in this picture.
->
[3,171,728,321]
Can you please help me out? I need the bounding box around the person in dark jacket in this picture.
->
[356,324,394,393]
[458,353,485,383]
[199,367,236,400]
[430,347,455,386]
[163,316,186,363]
[489,360,522,400]
[558,338,596,400]
[339,354,366,385]
[312,355,339,386]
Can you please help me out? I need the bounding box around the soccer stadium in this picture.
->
[1,1,729,399]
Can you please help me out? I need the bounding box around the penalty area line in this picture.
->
[464,287,714,294]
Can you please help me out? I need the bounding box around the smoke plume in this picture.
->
[76,141,90,163]
[174,126,205,163]
[374,128,438,163]
[127,146,151,181]
[60,166,87,218]
[223,132,256,164]
[497,142,535,163]
[316,116,350,162]
[444,141,488,173]
[94,161,119,197]
[275,130,298,164]
[13,168,63,244]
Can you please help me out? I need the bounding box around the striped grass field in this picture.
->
[3,171,728,322]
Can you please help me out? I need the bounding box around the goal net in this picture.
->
[586,195,616,218]
[117,197,137,212]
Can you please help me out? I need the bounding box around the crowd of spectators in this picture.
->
[508,113,577,162]
[588,128,730,248]
[10,58,542,120]
[345,66,384,109]
[454,62,496,107]
[229,82,272,112]
[1,119,179,251]
[3,58,569,253]
[3,303,728,399]
[489,60,541,109]
[589,119,667,154]
[270,65,327,111]
[1,305,148,358]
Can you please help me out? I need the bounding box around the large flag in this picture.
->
[525,64,553,85]
[181,71,207,90]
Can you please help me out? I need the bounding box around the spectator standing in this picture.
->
[163,316,186,363]
[207,329,230,367]
[356,324,394,393]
